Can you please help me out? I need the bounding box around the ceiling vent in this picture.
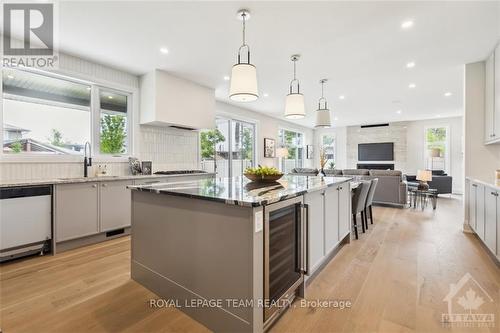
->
[360,123,389,129]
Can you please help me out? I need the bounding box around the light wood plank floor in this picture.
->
[1,196,499,333]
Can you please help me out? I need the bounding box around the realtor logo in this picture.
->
[442,273,495,328]
[2,2,58,68]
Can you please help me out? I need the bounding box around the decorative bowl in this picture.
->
[244,173,284,183]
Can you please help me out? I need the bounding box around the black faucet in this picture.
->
[84,141,92,177]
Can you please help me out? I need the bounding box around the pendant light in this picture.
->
[284,55,306,119]
[229,9,259,102]
[315,79,332,128]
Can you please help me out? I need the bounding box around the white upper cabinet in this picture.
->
[140,70,215,129]
[485,52,495,143]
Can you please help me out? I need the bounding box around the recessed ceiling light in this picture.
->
[401,20,414,29]
[396,110,402,114]
[408,83,416,89]
[263,93,269,97]
[160,47,169,54]
[108,95,113,99]
[334,117,339,121]
[7,74,14,79]
[339,95,345,100]
[86,87,91,90]
[223,75,230,81]
[444,92,452,97]
[406,62,415,68]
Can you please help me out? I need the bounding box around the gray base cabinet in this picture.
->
[468,179,499,260]
[100,180,133,232]
[324,186,340,254]
[304,181,350,277]
[56,182,99,242]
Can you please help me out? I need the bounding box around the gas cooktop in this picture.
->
[154,170,207,175]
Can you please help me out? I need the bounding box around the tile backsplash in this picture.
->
[138,125,199,172]
[0,126,200,182]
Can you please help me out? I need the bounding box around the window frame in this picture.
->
[423,125,450,174]
[0,67,135,162]
[278,127,305,171]
[199,115,257,178]
[321,133,336,165]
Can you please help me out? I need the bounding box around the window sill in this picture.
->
[0,154,130,164]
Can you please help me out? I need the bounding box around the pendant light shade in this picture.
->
[229,10,259,102]
[284,55,305,119]
[315,79,332,128]
[230,63,258,102]
[285,93,306,119]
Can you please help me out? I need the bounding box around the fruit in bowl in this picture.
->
[244,166,283,182]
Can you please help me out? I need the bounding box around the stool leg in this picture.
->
[364,209,369,230]
[361,212,366,233]
[370,205,374,224]
[353,214,358,239]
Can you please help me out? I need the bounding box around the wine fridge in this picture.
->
[263,197,308,328]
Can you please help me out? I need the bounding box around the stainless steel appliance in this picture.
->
[0,185,52,262]
[264,197,308,328]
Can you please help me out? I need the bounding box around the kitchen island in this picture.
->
[128,175,352,332]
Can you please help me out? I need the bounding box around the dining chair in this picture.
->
[364,178,379,230]
[351,181,371,239]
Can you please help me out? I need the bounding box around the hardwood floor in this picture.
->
[1,196,498,333]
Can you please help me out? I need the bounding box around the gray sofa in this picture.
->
[291,168,407,207]
[405,170,452,194]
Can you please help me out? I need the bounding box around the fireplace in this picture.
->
[357,163,394,170]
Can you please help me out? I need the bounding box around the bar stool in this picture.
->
[364,178,379,229]
[351,181,371,239]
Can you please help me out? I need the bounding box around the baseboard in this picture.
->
[55,227,130,253]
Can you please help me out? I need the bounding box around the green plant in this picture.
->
[10,140,22,153]
[241,127,253,160]
[48,129,64,147]
[100,114,126,154]
[200,129,225,159]
[328,161,335,170]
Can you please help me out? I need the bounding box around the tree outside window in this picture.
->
[425,127,448,172]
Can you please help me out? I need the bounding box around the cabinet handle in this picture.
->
[102,183,107,187]
[472,184,478,187]
[92,184,97,188]
[492,192,499,197]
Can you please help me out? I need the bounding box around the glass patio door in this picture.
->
[201,117,255,178]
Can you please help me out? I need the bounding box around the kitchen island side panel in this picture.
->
[130,190,259,332]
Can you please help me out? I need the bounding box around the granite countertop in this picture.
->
[466,177,500,191]
[0,172,215,188]
[128,175,353,207]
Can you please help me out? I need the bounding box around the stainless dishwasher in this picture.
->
[0,185,52,262]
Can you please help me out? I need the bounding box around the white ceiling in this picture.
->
[53,1,500,127]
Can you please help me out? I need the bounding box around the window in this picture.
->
[321,134,336,169]
[200,117,256,177]
[99,89,129,154]
[425,127,449,172]
[279,129,304,173]
[2,68,131,157]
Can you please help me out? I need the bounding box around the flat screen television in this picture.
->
[358,142,394,161]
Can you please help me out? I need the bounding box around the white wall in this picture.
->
[216,102,315,169]
[406,116,464,194]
